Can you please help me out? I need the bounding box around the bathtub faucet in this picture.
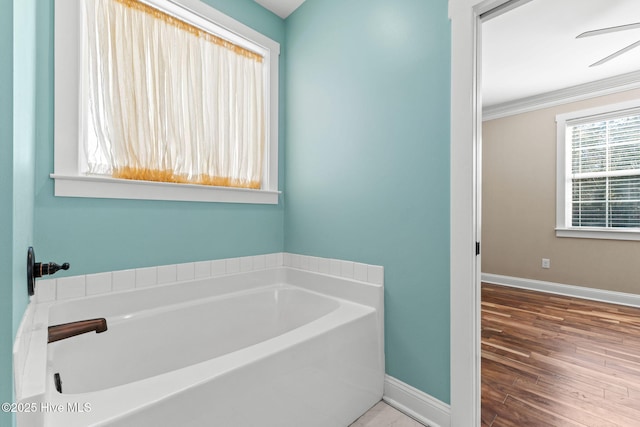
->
[48,318,108,343]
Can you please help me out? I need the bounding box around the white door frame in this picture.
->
[449,0,516,425]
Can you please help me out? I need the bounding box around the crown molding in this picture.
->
[483,70,640,121]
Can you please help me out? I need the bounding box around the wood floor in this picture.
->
[481,283,640,427]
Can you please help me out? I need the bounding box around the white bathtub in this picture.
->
[15,266,384,426]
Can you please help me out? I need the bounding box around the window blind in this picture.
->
[570,109,640,228]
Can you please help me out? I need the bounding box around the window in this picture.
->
[54,0,280,204]
[556,99,640,240]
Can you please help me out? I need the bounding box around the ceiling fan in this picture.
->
[576,22,640,67]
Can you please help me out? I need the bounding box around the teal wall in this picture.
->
[2,1,38,426]
[13,0,36,338]
[33,0,286,276]
[1,0,14,424]
[5,0,453,419]
[284,0,451,403]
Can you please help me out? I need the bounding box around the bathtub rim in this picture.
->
[15,266,384,417]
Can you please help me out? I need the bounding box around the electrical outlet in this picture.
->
[542,258,551,269]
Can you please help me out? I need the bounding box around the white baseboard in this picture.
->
[482,273,640,308]
[383,375,450,427]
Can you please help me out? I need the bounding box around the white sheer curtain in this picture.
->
[83,0,265,189]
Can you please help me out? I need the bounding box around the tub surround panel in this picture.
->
[156,264,177,285]
[135,267,158,288]
[85,272,112,296]
[55,276,85,300]
[193,260,211,278]
[111,270,135,293]
[176,263,196,282]
[34,280,56,304]
[33,252,383,303]
[225,258,241,275]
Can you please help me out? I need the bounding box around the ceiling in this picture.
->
[482,0,640,108]
[253,0,305,18]
[253,0,639,107]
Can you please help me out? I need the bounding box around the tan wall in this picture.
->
[482,89,640,294]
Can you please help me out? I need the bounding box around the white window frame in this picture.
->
[556,99,640,241]
[53,0,280,204]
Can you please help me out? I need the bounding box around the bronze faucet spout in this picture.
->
[48,318,108,343]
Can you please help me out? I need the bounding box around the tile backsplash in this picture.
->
[283,253,383,285]
[35,253,384,303]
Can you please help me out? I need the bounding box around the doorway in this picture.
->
[475,0,637,424]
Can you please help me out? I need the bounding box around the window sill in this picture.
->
[50,174,280,204]
[555,227,640,241]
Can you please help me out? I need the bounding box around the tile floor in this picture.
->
[349,401,426,427]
